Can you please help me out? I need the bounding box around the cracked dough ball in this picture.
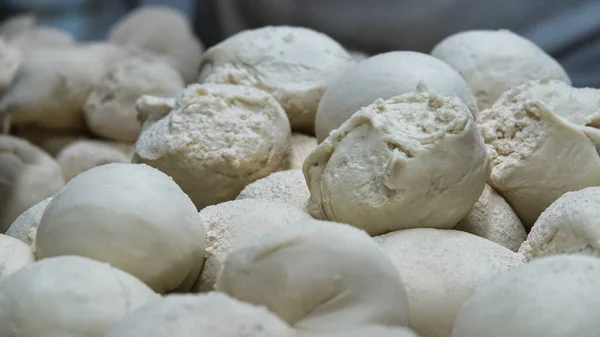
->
[56,140,133,181]
[315,51,477,142]
[376,228,524,337]
[35,163,206,293]
[0,15,36,40]
[5,196,51,246]
[431,30,571,110]
[0,255,159,337]
[84,56,184,142]
[0,39,20,95]
[0,234,34,282]
[454,184,526,251]
[134,84,292,209]
[452,255,600,337]
[236,169,310,212]
[8,27,74,56]
[0,135,64,233]
[199,26,354,133]
[477,81,600,228]
[291,133,317,169]
[217,220,410,332]
[306,91,488,236]
[105,293,294,337]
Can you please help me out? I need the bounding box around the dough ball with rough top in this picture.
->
[291,133,317,169]
[134,84,292,209]
[56,140,133,181]
[236,169,310,212]
[5,196,51,246]
[199,25,354,133]
[0,234,34,282]
[0,39,20,95]
[305,90,488,236]
[8,27,74,56]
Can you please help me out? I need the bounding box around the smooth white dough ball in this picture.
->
[5,196,52,246]
[56,140,132,182]
[290,133,317,170]
[10,126,89,157]
[0,234,34,282]
[236,169,310,212]
[8,27,75,56]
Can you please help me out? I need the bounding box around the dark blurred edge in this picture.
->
[194,0,222,48]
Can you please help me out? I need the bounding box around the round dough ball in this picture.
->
[0,135,64,233]
[299,325,420,337]
[8,27,75,56]
[134,84,292,209]
[5,196,51,246]
[315,51,477,142]
[452,255,600,337]
[0,14,36,40]
[454,184,526,252]
[105,292,294,337]
[431,29,571,110]
[0,255,159,337]
[35,163,206,293]
[108,5,203,84]
[0,39,20,95]
[11,125,89,157]
[236,169,310,212]
[56,140,132,181]
[375,228,524,337]
[0,234,34,282]
[199,25,354,133]
[217,219,410,332]
[305,91,488,236]
[84,56,184,142]
[291,132,317,170]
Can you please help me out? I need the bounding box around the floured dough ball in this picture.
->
[35,163,206,293]
[452,255,600,337]
[431,30,571,110]
[306,91,488,236]
[217,220,410,332]
[84,56,184,142]
[56,140,132,181]
[194,199,311,292]
[199,25,354,133]
[134,84,292,209]
[108,5,203,84]
[0,234,34,282]
[0,39,20,95]
[0,255,159,337]
[0,15,36,40]
[454,184,526,251]
[105,292,294,337]
[375,228,523,337]
[299,325,420,337]
[236,169,310,212]
[0,135,64,233]
[477,80,600,228]
[291,133,317,169]
[5,196,51,246]
[8,27,75,56]
[315,51,477,142]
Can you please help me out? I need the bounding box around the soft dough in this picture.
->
[291,133,317,169]
[56,140,133,181]
[0,234,34,282]
[8,27,75,56]
[5,196,52,246]
[236,169,310,212]
[299,325,420,337]
[0,39,20,95]
[305,91,488,236]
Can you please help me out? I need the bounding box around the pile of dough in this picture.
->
[454,184,526,251]
[0,14,36,40]
[452,255,600,337]
[56,140,133,181]
[35,163,206,293]
[5,196,51,246]
[0,39,20,95]
[0,234,34,282]
[133,84,292,209]
[431,30,571,109]
[236,169,310,212]
[291,133,317,169]
[8,27,74,55]
[315,51,477,142]
[0,256,159,337]
[375,229,524,337]
[199,25,354,133]
[105,293,294,337]
[305,91,488,236]
[217,220,410,332]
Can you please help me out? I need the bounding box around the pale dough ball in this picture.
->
[0,234,34,282]
[35,163,206,293]
[431,29,571,110]
[305,91,488,236]
[236,169,310,212]
[108,5,204,84]
[84,56,184,142]
[0,255,159,337]
[0,135,64,233]
[194,199,311,292]
[291,132,317,169]
[299,325,420,337]
[8,27,75,56]
[348,50,369,62]
[454,184,526,251]
[134,84,292,209]
[0,15,36,40]
[199,25,354,133]
[452,255,600,337]
[375,228,524,337]
[477,81,600,228]
[0,39,20,95]
[315,51,477,142]
[217,219,410,332]
[11,126,89,157]
[5,196,51,246]
[56,140,133,181]
[105,292,294,337]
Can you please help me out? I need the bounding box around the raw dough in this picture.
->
[0,15,36,40]
[0,234,34,282]
[5,196,52,246]
[291,133,317,169]
[8,27,75,56]
[0,39,20,95]
[299,325,420,337]
[56,140,133,181]
[236,169,310,212]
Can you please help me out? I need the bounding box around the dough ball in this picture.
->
[11,125,90,157]
[299,325,420,337]
[291,132,317,169]
[0,255,159,337]
[0,39,20,95]
[236,169,310,212]
[199,25,354,133]
[84,56,184,142]
[217,219,410,332]
[8,27,75,56]
[133,84,292,209]
[452,255,600,337]
[375,228,524,337]
[477,81,600,228]
[348,50,369,62]
[315,51,477,142]
[0,234,34,282]
[431,29,571,110]
[5,196,51,246]
[108,5,203,84]
[105,292,294,337]
[305,91,488,236]
[56,140,132,181]
[0,135,64,233]
[0,14,36,40]
[454,184,526,251]
[35,163,206,293]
